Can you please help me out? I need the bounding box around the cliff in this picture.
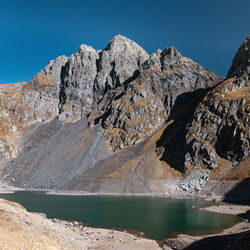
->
[0,35,249,196]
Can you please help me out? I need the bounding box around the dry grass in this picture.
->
[210,157,232,180]
[24,74,54,90]
[148,151,182,179]
[223,157,250,180]
[181,57,193,63]
[163,68,179,76]
[224,86,250,100]
[149,68,162,74]
[0,227,63,250]
[105,158,140,179]
[0,199,66,250]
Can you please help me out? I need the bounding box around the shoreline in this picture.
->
[0,185,249,249]
[201,204,250,215]
[0,185,218,200]
[0,198,160,249]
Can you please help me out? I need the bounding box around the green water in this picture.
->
[0,191,240,240]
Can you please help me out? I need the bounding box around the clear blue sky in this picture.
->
[0,0,249,83]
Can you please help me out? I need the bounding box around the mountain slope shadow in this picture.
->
[223,178,250,204]
[156,86,216,172]
[183,230,250,250]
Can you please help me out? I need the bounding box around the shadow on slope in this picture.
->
[64,121,180,193]
[183,230,250,250]
[65,85,220,192]
[156,86,216,172]
[223,178,250,204]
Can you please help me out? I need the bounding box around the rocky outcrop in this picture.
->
[157,35,249,192]
[227,34,250,78]
[0,34,218,163]
[183,36,249,170]
[0,34,249,195]
[0,74,60,163]
[89,46,218,151]
[58,35,149,122]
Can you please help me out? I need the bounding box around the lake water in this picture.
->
[0,191,240,240]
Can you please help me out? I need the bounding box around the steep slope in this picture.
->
[89,47,218,151]
[58,35,149,122]
[156,35,250,192]
[0,75,61,164]
[2,119,111,189]
[64,121,181,193]
[65,35,249,194]
[184,35,249,169]
[0,35,217,165]
[2,35,249,195]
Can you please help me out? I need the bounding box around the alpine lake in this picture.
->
[0,191,241,240]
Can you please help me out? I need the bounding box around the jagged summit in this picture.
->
[0,33,249,196]
[227,35,250,78]
[161,46,182,60]
[108,34,135,45]
[103,34,149,69]
[78,44,96,53]
[2,34,249,196]
[106,34,147,52]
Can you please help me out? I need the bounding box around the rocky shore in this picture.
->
[0,180,250,250]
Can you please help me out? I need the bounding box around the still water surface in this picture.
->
[0,191,240,240]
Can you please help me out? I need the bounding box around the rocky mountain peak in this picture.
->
[161,46,182,60]
[227,35,250,78]
[57,35,150,122]
[1,34,249,195]
[107,34,133,46]
[78,44,96,53]
[93,35,149,98]
[105,34,148,56]
[102,34,149,70]
[39,55,68,89]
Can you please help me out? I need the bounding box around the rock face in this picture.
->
[89,46,218,151]
[0,55,68,163]
[184,36,249,169]
[227,35,250,78]
[157,35,249,192]
[0,34,217,162]
[0,74,60,164]
[0,34,249,194]
[58,35,149,122]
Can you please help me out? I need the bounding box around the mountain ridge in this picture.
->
[0,35,249,198]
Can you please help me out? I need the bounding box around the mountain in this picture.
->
[156,35,250,194]
[0,35,249,197]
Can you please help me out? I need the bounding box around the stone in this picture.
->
[0,35,248,195]
[157,35,249,175]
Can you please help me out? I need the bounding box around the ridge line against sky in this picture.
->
[0,0,249,84]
